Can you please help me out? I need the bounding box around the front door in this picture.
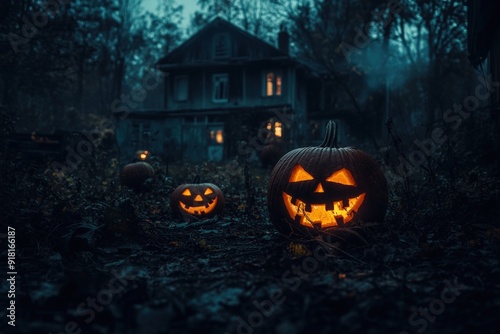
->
[181,123,224,162]
[207,124,224,161]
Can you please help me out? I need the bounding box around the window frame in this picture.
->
[212,73,229,103]
[174,75,189,101]
[262,70,283,97]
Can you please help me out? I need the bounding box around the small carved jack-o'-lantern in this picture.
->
[121,162,155,192]
[171,178,225,221]
[267,121,388,237]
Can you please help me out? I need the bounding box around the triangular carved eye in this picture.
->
[326,168,356,186]
[182,189,192,196]
[289,164,314,182]
[204,188,214,195]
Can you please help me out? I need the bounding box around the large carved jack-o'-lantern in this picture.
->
[267,121,388,237]
[171,177,225,221]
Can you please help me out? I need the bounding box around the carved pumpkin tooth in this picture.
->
[335,216,344,227]
[305,203,312,212]
[312,221,322,229]
[325,202,334,211]
[342,199,349,208]
[292,197,298,205]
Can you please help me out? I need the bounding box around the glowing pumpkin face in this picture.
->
[171,183,225,221]
[267,121,388,237]
[283,165,366,228]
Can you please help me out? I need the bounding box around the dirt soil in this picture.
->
[1,156,499,334]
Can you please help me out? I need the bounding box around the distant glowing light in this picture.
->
[274,122,282,137]
[137,150,149,160]
[276,74,282,95]
[216,130,224,144]
[266,73,274,96]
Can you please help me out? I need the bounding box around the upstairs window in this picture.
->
[264,71,282,96]
[174,75,188,101]
[213,74,228,102]
[213,33,230,59]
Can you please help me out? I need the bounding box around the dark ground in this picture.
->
[1,134,500,334]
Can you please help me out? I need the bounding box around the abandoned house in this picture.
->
[114,17,329,162]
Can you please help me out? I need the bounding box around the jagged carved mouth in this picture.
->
[179,197,218,215]
[282,192,366,228]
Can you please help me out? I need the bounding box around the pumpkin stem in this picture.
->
[193,175,201,183]
[320,120,338,148]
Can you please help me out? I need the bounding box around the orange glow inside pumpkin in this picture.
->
[179,187,219,215]
[283,165,366,228]
[326,168,356,186]
[282,192,365,228]
[179,196,218,215]
[289,164,314,182]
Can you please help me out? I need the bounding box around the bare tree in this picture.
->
[394,0,467,131]
[189,0,278,43]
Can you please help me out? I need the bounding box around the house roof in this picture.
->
[157,17,312,71]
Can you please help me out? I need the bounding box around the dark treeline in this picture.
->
[0,0,183,131]
[0,0,491,142]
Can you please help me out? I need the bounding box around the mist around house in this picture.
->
[0,0,499,333]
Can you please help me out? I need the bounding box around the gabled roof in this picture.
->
[158,17,289,66]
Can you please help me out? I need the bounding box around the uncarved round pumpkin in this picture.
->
[171,182,225,221]
[120,162,155,191]
[260,143,284,168]
[267,121,388,237]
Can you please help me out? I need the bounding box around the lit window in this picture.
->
[264,71,282,96]
[216,130,224,144]
[266,73,274,96]
[213,74,228,102]
[274,122,282,137]
[174,76,188,101]
[209,128,224,144]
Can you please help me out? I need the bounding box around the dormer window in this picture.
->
[213,33,230,59]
